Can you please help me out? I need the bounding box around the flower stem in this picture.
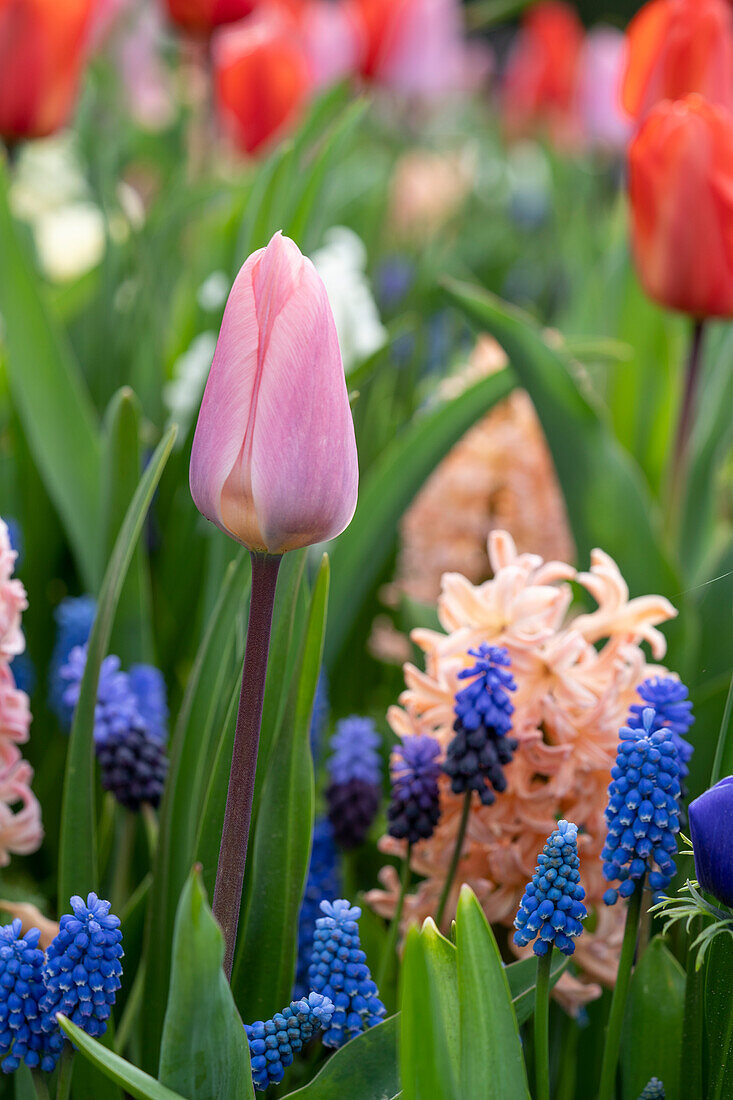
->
[597,879,645,1100]
[212,551,281,979]
[110,808,136,914]
[670,318,705,510]
[534,949,553,1100]
[376,845,412,993]
[436,790,472,930]
[56,1046,75,1100]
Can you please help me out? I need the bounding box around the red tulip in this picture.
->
[502,0,585,144]
[213,10,311,154]
[0,0,95,140]
[163,0,257,34]
[628,94,733,317]
[622,0,733,121]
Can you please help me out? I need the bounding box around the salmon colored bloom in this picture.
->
[622,0,733,121]
[502,0,585,146]
[0,758,43,866]
[163,0,256,35]
[213,10,311,155]
[349,0,469,99]
[190,231,359,554]
[628,94,733,318]
[366,531,677,1000]
[0,665,31,767]
[0,0,95,140]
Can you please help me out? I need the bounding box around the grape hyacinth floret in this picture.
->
[246,991,334,1091]
[326,717,382,849]
[638,1079,665,1099]
[308,899,385,1048]
[0,920,52,1073]
[387,734,442,845]
[513,820,587,957]
[59,647,140,745]
[294,817,341,999]
[128,664,169,743]
[96,725,168,811]
[602,709,681,906]
[49,596,96,723]
[629,676,694,778]
[40,893,123,1057]
[443,644,517,806]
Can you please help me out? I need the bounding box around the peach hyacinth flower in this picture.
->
[366,531,677,1004]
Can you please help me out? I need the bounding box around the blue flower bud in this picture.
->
[689,776,733,907]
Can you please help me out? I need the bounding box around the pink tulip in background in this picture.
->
[299,0,362,89]
[577,26,631,151]
[190,231,359,555]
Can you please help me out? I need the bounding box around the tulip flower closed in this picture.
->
[163,0,256,34]
[689,777,733,907]
[0,0,95,140]
[622,0,733,121]
[190,231,359,555]
[213,12,311,155]
[628,95,733,318]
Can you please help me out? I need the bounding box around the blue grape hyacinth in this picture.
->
[246,992,334,1091]
[128,664,169,743]
[638,1079,665,1099]
[0,920,53,1074]
[513,820,587,956]
[309,671,329,761]
[308,899,386,1048]
[326,717,382,849]
[40,894,123,1057]
[443,644,517,806]
[602,709,681,906]
[294,818,341,1000]
[628,676,694,779]
[49,596,96,723]
[387,734,442,845]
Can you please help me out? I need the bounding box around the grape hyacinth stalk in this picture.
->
[436,644,517,927]
[188,232,358,977]
[597,709,681,1100]
[513,820,586,1100]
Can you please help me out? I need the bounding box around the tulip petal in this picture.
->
[689,777,733,907]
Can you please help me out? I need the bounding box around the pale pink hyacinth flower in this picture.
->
[190,231,359,555]
[0,665,32,766]
[577,26,631,152]
[370,0,470,100]
[116,5,176,131]
[0,522,27,661]
[301,1,363,89]
[0,759,43,867]
[366,530,677,1006]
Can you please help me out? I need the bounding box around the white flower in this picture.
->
[164,332,218,445]
[311,227,387,374]
[34,203,106,283]
[197,271,230,312]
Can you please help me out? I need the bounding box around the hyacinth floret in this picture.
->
[638,1079,665,1099]
[294,817,341,999]
[308,899,385,1048]
[59,647,139,746]
[629,676,694,776]
[443,644,518,806]
[128,664,169,743]
[40,893,123,1055]
[49,596,96,722]
[246,991,334,1091]
[0,920,53,1073]
[387,734,442,845]
[96,725,168,811]
[513,820,586,957]
[602,708,681,906]
[326,717,382,849]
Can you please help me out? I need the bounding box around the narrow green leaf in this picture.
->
[13,1063,35,1100]
[57,1016,186,1100]
[140,551,249,1072]
[680,918,705,1099]
[57,426,176,908]
[705,932,733,1100]
[232,557,330,1018]
[442,279,680,601]
[455,886,530,1099]
[0,159,101,589]
[158,869,254,1100]
[326,370,515,664]
[620,936,685,1100]
[400,925,458,1100]
[101,387,154,664]
[282,1016,399,1100]
[506,953,568,1025]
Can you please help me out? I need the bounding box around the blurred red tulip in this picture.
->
[502,0,585,145]
[349,0,469,99]
[628,94,733,317]
[0,0,95,140]
[163,0,256,35]
[213,11,310,154]
[622,0,733,121]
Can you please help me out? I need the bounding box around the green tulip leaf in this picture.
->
[400,922,460,1100]
[283,1016,399,1100]
[58,1016,186,1100]
[621,936,685,1100]
[704,931,733,1100]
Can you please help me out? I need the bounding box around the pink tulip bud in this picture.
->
[190,231,359,554]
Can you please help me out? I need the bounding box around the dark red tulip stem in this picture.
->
[213,551,281,979]
[671,318,705,508]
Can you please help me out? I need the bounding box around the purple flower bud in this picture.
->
[689,776,733,907]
